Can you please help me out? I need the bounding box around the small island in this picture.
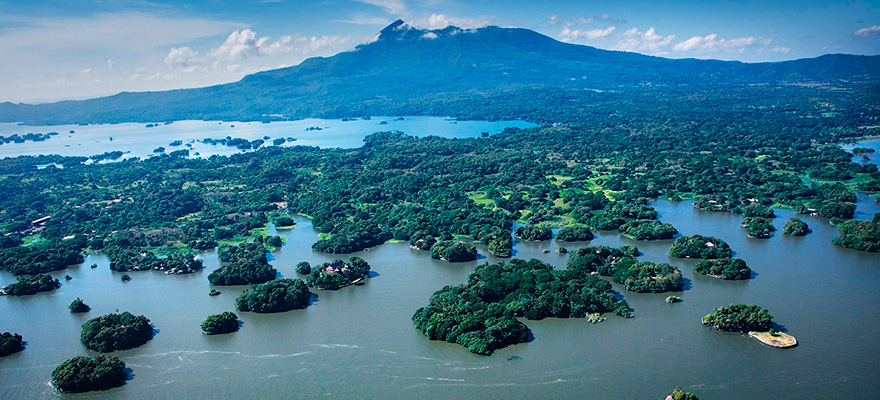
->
[0,332,24,357]
[612,258,684,293]
[235,278,312,313]
[693,258,751,280]
[273,215,296,229]
[832,220,880,252]
[666,296,682,303]
[556,227,594,241]
[69,298,91,313]
[430,241,478,262]
[208,242,278,285]
[782,218,810,236]
[669,235,732,259]
[667,386,700,400]
[514,225,552,241]
[703,304,772,332]
[748,330,798,348]
[618,219,678,240]
[1,273,61,295]
[566,245,639,275]
[51,355,128,393]
[108,251,203,274]
[81,312,154,352]
[201,312,240,335]
[308,257,371,290]
[488,235,513,257]
[742,217,775,238]
[295,261,311,275]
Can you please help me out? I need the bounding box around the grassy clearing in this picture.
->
[466,191,496,207]
[547,175,574,186]
[22,234,43,246]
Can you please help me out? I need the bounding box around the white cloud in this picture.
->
[854,25,880,37]
[80,68,92,75]
[616,27,675,54]
[165,46,203,72]
[423,14,491,30]
[209,29,309,61]
[421,32,438,39]
[293,35,351,54]
[354,0,406,14]
[673,34,769,53]
[556,16,620,43]
[560,26,616,42]
[107,59,115,72]
[211,29,261,61]
[260,36,294,55]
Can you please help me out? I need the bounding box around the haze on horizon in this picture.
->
[1,0,878,104]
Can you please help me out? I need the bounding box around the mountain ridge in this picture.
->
[1,20,878,125]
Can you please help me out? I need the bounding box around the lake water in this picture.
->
[2,197,879,399]
[842,138,880,166]
[0,117,536,160]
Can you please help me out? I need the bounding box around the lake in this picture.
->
[0,117,536,160]
[1,196,879,399]
[842,138,880,166]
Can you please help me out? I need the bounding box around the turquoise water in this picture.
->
[0,117,536,161]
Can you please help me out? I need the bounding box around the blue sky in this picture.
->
[0,0,878,103]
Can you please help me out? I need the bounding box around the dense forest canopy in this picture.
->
[413,259,631,355]
[0,332,24,357]
[693,258,752,280]
[703,304,774,333]
[51,355,127,393]
[0,78,878,268]
[201,312,240,335]
[235,278,312,313]
[1,274,60,295]
[80,312,154,352]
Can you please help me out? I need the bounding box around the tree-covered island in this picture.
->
[0,332,24,357]
[833,220,880,252]
[618,219,678,240]
[742,217,775,238]
[430,241,478,262]
[1,273,60,295]
[702,304,773,332]
[51,355,128,393]
[201,312,240,335]
[669,235,733,259]
[69,298,91,313]
[693,258,751,280]
[208,242,278,285]
[413,258,631,355]
[782,218,810,236]
[308,257,371,290]
[80,312,154,352]
[235,278,312,313]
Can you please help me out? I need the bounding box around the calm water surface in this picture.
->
[2,199,879,399]
[0,117,535,160]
